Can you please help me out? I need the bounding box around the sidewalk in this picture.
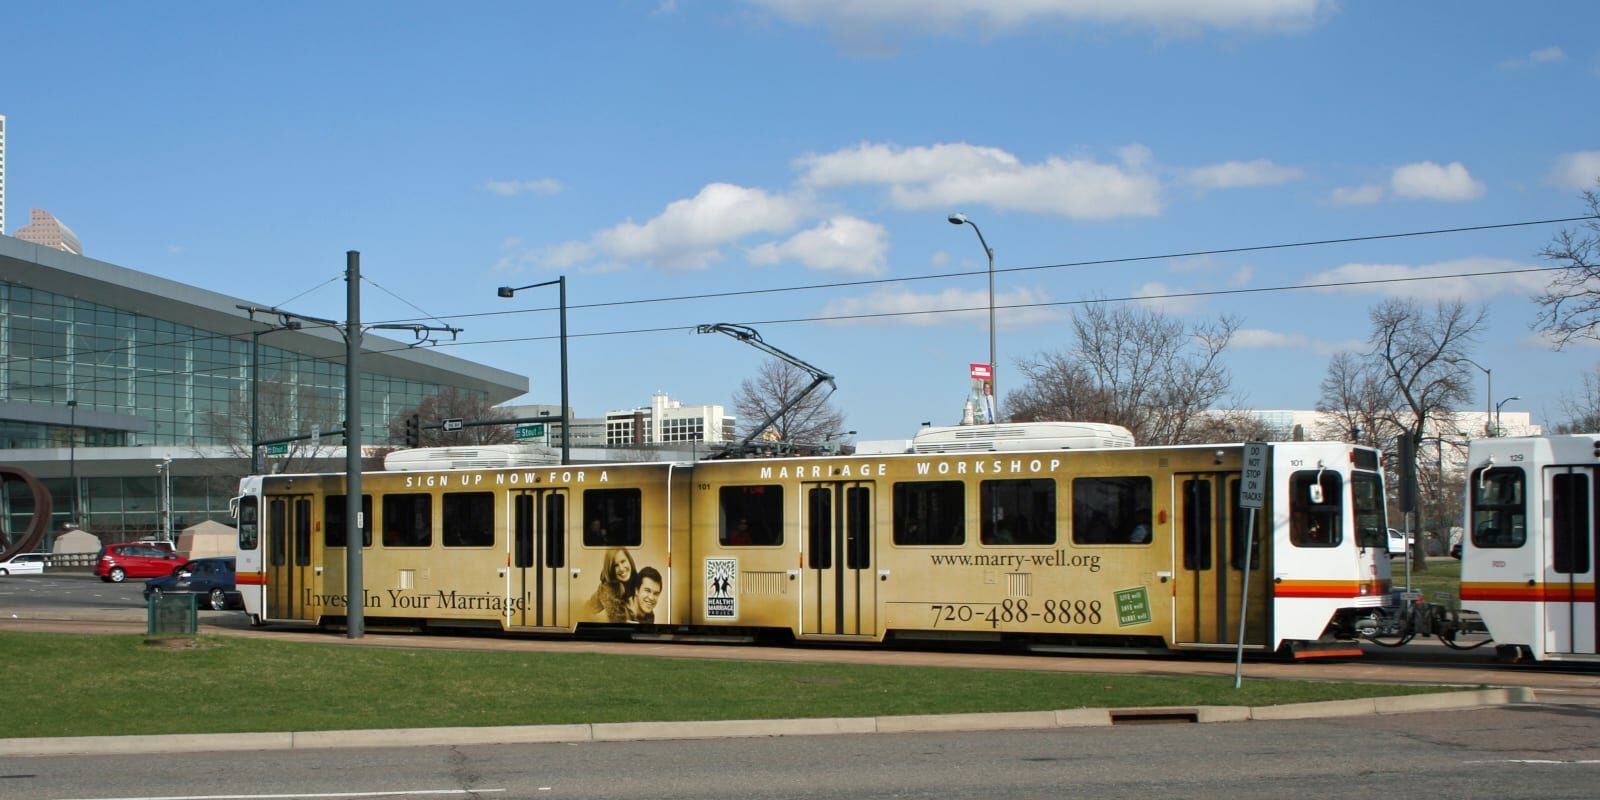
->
[0,687,1537,757]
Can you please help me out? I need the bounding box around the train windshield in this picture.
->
[237,495,259,551]
[1289,470,1342,547]
[1350,471,1386,550]
[1470,467,1526,549]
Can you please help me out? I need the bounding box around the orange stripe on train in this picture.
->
[1461,582,1597,603]
[1273,580,1387,599]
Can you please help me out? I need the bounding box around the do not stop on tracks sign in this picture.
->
[1240,442,1267,510]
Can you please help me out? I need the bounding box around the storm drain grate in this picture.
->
[1109,709,1200,725]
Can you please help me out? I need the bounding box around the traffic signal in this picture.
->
[404,414,420,448]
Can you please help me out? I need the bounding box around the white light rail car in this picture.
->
[232,432,1392,658]
[1460,434,1599,663]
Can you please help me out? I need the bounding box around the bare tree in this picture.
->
[1184,408,1282,443]
[1319,298,1485,568]
[1553,362,1600,433]
[388,388,515,447]
[203,378,343,475]
[1314,351,1400,449]
[1009,303,1240,445]
[1535,183,1600,347]
[733,359,846,453]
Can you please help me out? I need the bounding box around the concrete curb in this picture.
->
[0,688,1538,757]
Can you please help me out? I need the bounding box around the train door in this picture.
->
[799,481,877,638]
[264,493,316,621]
[1173,474,1267,648]
[509,489,571,629]
[1543,466,1597,656]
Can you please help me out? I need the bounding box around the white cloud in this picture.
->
[483,178,564,197]
[1304,257,1547,302]
[1131,281,1204,314]
[1233,328,1349,356]
[797,141,1161,220]
[558,183,807,270]
[746,215,889,274]
[1330,184,1385,206]
[1501,45,1566,69]
[1549,151,1600,190]
[821,286,1060,327]
[744,0,1329,36]
[1389,161,1486,202]
[798,142,1020,188]
[1233,328,1311,349]
[1184,159,1304,189]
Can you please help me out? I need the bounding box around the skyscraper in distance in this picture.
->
[15,208,82,255]
[0,113,7,235]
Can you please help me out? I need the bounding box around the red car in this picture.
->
[94,543,184,583]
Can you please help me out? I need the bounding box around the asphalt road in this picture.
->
[3,707,1599,800]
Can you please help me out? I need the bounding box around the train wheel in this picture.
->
[1494,644,1532,663]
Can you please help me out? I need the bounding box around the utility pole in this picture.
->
[345,251,364,638]
[242,253,461,640]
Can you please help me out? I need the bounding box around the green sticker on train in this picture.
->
[1115,586,1151,627]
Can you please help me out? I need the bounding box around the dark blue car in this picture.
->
[143,556,240,611]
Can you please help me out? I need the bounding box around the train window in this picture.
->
[324,494,373,548]
[1228,478,1262,570]
[845,486,871,569]
[583,488,642,547]
[514,494,535,568]
[294,498,312,566]
[1350,472,1387,551]
[383,493,433,547]
[893,481,965,545]
[720,485,784,546]
[443,492,494,547]
[238,496,259,551]
[1182,479,1212,569]
[1071,477,1152,545]
[268,498,287,567]
[1288,470,1342,548]
[1470,467,1525,549]
[980,479,1055,545]
[1550,473,1591,574]
[807,487,832,569]
[544,493,566,568]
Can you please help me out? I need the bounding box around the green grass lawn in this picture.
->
[1,631,1458,739]
[1393,558,1461,604]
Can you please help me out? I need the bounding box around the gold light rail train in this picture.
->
[232,425,1395,657]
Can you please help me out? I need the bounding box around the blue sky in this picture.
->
[5,1,1598,441]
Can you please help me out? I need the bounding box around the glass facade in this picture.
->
[0,279,495,541]
[1,282,460,448]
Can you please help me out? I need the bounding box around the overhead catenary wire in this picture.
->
[8,215,1598,394]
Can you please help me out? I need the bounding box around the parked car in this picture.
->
[0,552,48,576]
[94,543,185,583]
[1386,528,1414,557]
[143,557,240,610]
[1451,542,1463,559]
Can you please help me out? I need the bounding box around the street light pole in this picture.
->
[1495,395,1520,438]
[497,277,570,465]
[947,212,997,422]
[1456,358,1492,436]
[66,400,77,528]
